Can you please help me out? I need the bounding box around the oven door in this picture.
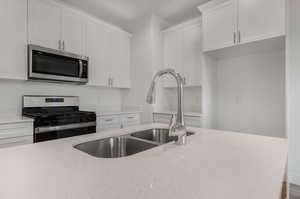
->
[34,122,96,143]
[28,44,88,83]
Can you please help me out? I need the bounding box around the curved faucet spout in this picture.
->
[146,69,177,104]
[146,68,186,145]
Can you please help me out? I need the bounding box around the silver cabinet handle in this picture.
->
[58,40,62,50]
[108,78,112,87]
[62,41,65,50]
[234,32,236,44]
[238,31,241,43]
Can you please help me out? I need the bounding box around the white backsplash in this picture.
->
[157,87,202,113]
[0,79,122,116]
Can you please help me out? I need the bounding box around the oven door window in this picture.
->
[32,50,80,77]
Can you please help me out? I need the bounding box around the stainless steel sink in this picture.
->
[74,136,158,158]
[131,128,195,144]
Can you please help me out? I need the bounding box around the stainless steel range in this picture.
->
[22,95,96,143]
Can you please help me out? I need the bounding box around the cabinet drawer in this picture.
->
[99,115,120,125]
[122,113,141,127]
[0,122,33,130]
[0,123,33,139]
[97,115,121,131]
[0,135,33,149]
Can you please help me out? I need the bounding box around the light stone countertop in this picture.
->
[0,123,287,199]
[96,110,142,116]
[153,111,202,117]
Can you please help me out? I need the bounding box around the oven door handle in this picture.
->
[35,122,96,134]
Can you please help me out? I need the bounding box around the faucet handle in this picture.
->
[169,114,176,134]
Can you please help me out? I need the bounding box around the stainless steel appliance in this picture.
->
[28,44,89,84]
[22,95,96,143]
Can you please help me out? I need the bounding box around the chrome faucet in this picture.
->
[146,69,187,145]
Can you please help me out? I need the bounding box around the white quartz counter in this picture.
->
[153,111,202,117]
[0,123,287,199]
[96,110,142,116]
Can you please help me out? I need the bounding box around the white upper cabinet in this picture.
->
[198,0,285,52]
[0,0,131,86]
[163,20,202,87]
[61,8,85,55]
[86,18,131,88]
[86,19,112,87]
[202,0,236,51]
[238,0,285,43]
[182,24,203,86]
[28,0,61,50]
[111,30,131,88]
[0,0,27,80]
[28,0,85,55]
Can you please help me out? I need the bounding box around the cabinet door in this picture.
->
[0,136,33,149]
[97,115,121,131]
[202,0,237,51]
[0,0,27,80]
[86,19,111,86]
[61,8,85,55]
[163,30,183,87]
[111,30,131,88]
[28,0,61,50]
[182,24,202,86]
[121,113,141,128]
[238,0,285,43]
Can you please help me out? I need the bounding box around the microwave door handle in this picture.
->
[79,60,83,78]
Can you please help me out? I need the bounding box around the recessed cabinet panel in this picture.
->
[61,8,85,55]
[0,0,27,80]
[238,0,285,43]
[163,21,202,88]
[111,30,131,88]
[199,0,285,52]
[28,0,61,50]
[202,0,236,51]
[182,24,202,86]
[86,19,112,86]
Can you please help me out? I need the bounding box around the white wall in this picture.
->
[159,87,202,113]
[287,0,300,185]
[122,15,166,123]
[0,79,122,116]
[216,50,286,138]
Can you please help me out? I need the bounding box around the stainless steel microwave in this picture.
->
[28,44,89,84]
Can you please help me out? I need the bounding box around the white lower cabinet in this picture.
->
[0,136,33,149]
[153,113,202,128]
[97,115,121,131]
[0,122,34,148]
[97,113,141,132]
[121,113,141,128]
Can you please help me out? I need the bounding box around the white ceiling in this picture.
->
[60,0,210,32]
